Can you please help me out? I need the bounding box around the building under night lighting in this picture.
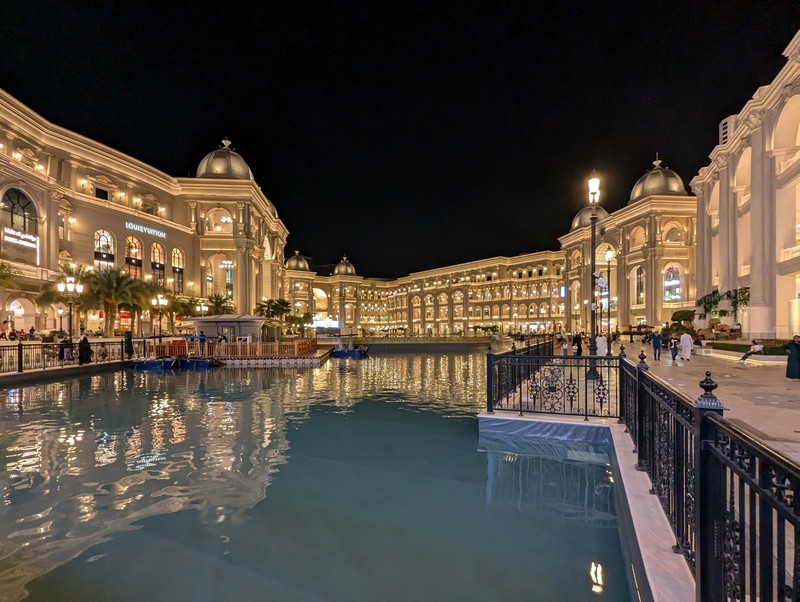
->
[4,30,800,337]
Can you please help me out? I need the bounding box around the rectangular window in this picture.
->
[172,267,184,295]
[126,256,142,280]
[225,268,233,300]
[95,188,109,200]
[152,262,165,286]
[58,212,65,240]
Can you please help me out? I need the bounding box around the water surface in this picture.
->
[0,352,627,600]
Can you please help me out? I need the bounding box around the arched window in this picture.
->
[94,230,115,270]
[171,248,185,294]
[665,227,683,243]
[1,189,38,234]
[95,230,115,254]
[151,243,166,285]
[124,236,143,279]
[205,208,234,234]
[664,266,682,303]
[630,227,646,248]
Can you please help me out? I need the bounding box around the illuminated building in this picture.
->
[692,30,800,338]
[0,90,288,332]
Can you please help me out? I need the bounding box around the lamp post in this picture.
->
[587,173,600,357]
[57,308,64,335]
[56,277,83,341]
[605,248,614,356]
[195,303,208,317]
[151,294,168,342]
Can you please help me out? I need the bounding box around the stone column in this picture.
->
[747,110,777,338]
[188,201,198,234]
[235,241,250,313]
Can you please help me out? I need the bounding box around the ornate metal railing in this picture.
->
[487,348,800,600]
[619,353,799,601]
[487,347,619,418]
[704,414,799,601]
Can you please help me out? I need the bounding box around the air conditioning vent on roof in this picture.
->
[719,115,737,145]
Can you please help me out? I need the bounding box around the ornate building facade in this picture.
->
[0,90,288,332]
[692,30,800,339]
[1,87,698,337]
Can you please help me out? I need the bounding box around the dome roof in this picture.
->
[285,250,311,271]
[196,139,253,180]
[570,206,610,231]
[629,157,688,203]
[333,255,356,276]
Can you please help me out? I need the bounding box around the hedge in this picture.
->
[705,341,787,356]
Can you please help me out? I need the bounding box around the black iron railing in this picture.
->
[486,348,800,601]
[487,345,619,419]
[0,340,140,374]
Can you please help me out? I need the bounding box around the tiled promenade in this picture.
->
[617,342,800,463]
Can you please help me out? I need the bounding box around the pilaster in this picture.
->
[748,110,777,338]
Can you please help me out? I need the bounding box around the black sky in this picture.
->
[2,2,799,277]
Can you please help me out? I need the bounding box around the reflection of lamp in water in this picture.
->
[590,562,603,594]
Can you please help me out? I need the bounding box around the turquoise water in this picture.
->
[0,352,628,601]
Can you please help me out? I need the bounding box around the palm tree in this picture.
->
[254,299,275,318]
[0,258,21,290]
[89,267,139,337]
[122,280,167,336]
[207,293,234,315]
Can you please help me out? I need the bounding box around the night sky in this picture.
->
[2,3,799,277]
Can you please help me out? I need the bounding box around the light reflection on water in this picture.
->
[0,352,486,600]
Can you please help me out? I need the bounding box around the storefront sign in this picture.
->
[2,226,39,265]
[125,221,166,239]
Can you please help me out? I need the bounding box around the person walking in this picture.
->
[783,335,800,379]
[651,331,662,360]
[573,334,583,356]
[739,340,764,364]
[596,332,607,356]
[668,334,679,362]
[680,331,693,361]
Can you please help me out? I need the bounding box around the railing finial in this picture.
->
[637,349,649,371]
[696,371,723,409]
[619,344,626,358]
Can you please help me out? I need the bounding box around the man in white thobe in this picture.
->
[596,333,608,356]
[680,332,693,361]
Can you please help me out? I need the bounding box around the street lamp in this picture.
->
[56,277,83,341]
[605,248,614,356]
[195,303,208,317]
[57,308,64,334]
[587,173,600,357]
[151,294,168,341]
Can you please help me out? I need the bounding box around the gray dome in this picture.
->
[285,250,310,271]
[629,158,687,203]
[196,139,253,180]
[333,255,356,276]
[570,206,610,231]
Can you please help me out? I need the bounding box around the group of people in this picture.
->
[556,333,612,356]
[650,330,696,362]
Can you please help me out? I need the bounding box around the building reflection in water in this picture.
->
[0,352,485,599]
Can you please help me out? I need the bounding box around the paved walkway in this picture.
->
[616,342,800,463]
